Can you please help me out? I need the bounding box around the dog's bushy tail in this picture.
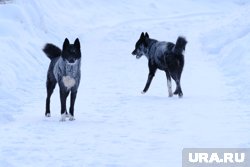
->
[173,36,187,55]
[43,43,61,60]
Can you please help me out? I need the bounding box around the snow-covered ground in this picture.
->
[0,0,250,166]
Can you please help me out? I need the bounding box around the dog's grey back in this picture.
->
[147,40,174,69]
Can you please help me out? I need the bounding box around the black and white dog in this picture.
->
[43,38,81,121]
[132,32,187,97]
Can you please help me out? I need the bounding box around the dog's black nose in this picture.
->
[132,50,136,55]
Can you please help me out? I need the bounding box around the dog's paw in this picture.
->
[168,93,173,97]
[69,115,75,121]
[178,92,183,98]
[45,113,51,117]
[141,91,146,94]
[59,113,67,122]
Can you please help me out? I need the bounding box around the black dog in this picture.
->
[132,32,187,97]
[43,38,81,121]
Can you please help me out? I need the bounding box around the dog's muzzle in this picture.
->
[131,50,136,56]
[135,53,143,59]
[132,50,142,59]
[136,55,142,59]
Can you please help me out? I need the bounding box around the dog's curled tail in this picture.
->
[43,43,61,60]
[173,36,187,55]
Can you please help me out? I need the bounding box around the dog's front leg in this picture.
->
[69,91,77,121]
[59,89,69,121]
[142,64,157,94]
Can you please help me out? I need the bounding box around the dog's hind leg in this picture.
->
[59,89,70,121]
[69,91,78,121]
[165,71,173,97]
[170,71,183,98]
[45,79,56,117]
[142,64,157,94]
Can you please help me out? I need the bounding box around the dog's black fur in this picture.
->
[43,38,81,121]
[132,32,187,97]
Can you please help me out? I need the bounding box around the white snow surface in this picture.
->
[0,0,250,166]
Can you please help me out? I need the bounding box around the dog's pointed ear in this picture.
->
[74,38,81,50]
[145,32,149,38]
[63,38,70,50]
[140,32,144,39]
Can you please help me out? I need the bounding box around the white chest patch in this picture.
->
[62,76,76,90]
